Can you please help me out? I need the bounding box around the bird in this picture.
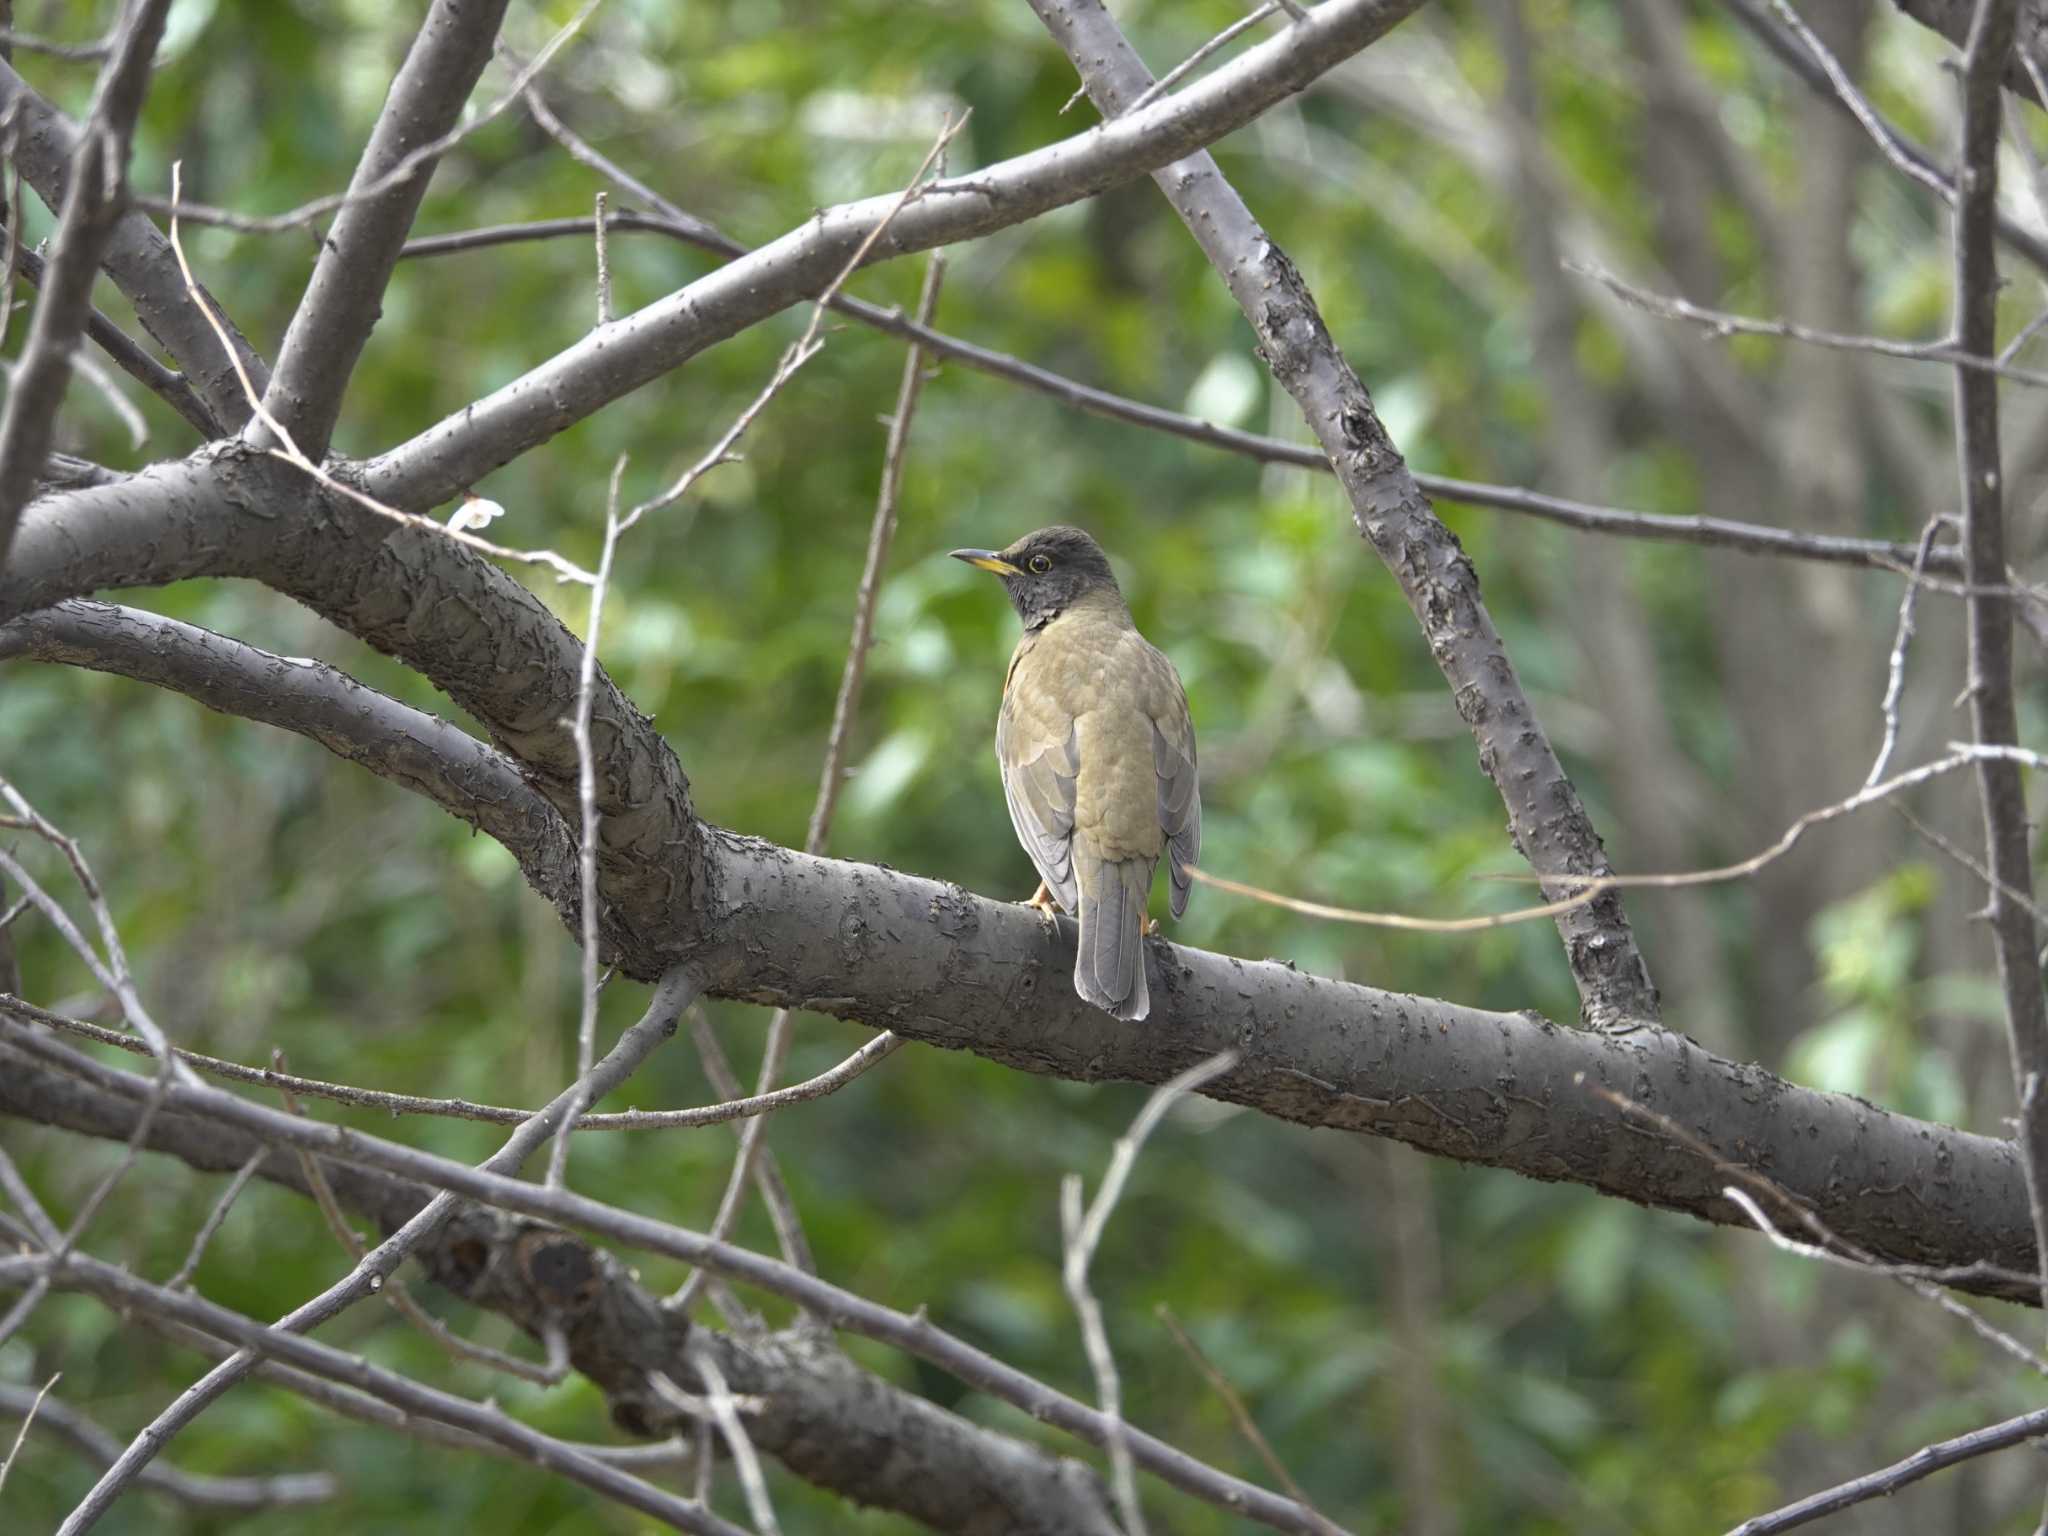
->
[951,525,1199,1021]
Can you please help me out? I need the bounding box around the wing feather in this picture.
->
[997,701,1080,913]
[1151,696,1200,921]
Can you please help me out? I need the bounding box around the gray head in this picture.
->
[950,525,1123,631]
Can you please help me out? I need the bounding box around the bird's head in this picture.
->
[950,525,1122,630]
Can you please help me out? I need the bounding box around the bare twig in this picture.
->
[1577,263,2048,387]
[1587,1082,2048,1371]
[1063,1050,1242,1534]
[1155,1304,1346,1536]
[0,1372,59,1499]
[620,113,965,533]
[1762,0,1955,204]
[1129,3,1284,113]
[593,189,614,325]
[143,1,598,239]
[0,780,189,1077]
[1186,748,2000,933]
[0,1379,334,1510]
[681,1346,780,1536]
[0,1141,57,1248]
[4,991,902,1131]
[0,28,107,61]
[274,1056,560,1385]
[546,459,628,1192]
[685,1015,814,1282]
[164,1146,266,1291]
[807,249,947,848]
[0,216,220,436]
[1865,516,1951,788]
[1726,1402,2048,1534]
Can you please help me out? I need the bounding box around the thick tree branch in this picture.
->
[0,598,575,916]
[0,56,268,427]
[0,453,695,969]
[401,215,1970,576]
[0,458,2039,1300]
[0,1046,1126,1536]
[360,0,1431,511]
[0,225,220,436]
[258,0,511,460]
[0,0,170,565]
[0,1021,1325,1535]
[1951,0,2048,1304]
[1029,0,1657,1028]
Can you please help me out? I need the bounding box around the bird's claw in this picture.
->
[1023,880,1061,928]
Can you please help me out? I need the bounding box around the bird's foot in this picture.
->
[1023,881,1061,928]
[1142,917,1160,937]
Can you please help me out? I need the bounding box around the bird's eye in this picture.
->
[1027,553,1052,574]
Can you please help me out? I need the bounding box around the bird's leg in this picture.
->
[1023,880,1062,928]
[1142,917,1160,937]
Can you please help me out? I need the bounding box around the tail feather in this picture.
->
[1074,849,1152,1021]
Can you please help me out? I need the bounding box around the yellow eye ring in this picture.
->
[1027,553,1052,574]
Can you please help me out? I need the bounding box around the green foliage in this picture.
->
[0,0,2030,1532]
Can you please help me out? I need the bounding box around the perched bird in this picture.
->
[951,526,1199,1020]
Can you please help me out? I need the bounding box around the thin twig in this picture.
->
[1154,1304,1346,1536]
[1865,515,1950,788]
[1726,1402,2048,1534]
[686,1015,815,1283]
[0,1141,58,1248]
[1128,4,1283,113]
[546,458,628,1192]
[1577,263,2048,387]
[0,28,108,61]
[593,189,613,325]
[5,1250,744,1535]
[1,991,901,1131]
[619,111,966,533]
[275,1055,561,1385]
[135,1,601,236]
[680,1347,781,1536]
[1585,1082,2048,1372]
[0,1372,59,1499]
[1187,747,2001,932]
[1063,1050,1242,1536]
[0,1379,334,1510]
[164,1147,267,1291]
[1762,0,1954,204]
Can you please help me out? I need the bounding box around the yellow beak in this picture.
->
[950,548,1022,576]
